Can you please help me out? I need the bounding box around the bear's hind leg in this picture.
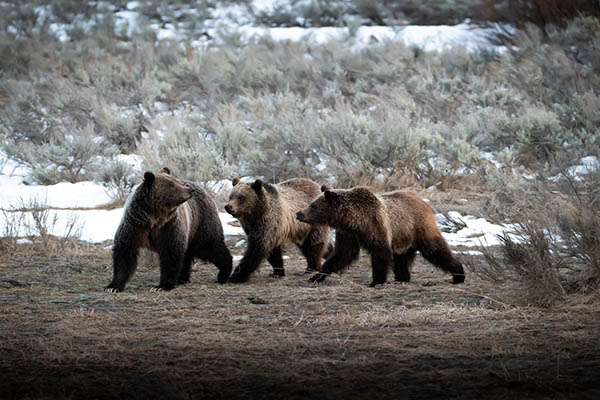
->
[393,248,417,283]
[418,236,465,284]
[369,243,393,287]
[207,240,233,284]
[267,246,285,277]
[155,241,186,291]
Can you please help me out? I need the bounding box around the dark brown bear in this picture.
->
[104,168,232,292]
[296,186,465,287]
[225,178,329,283]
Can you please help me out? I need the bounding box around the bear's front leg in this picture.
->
[229,241,268,283]
[309,230,360,283]
[105,230,140,293]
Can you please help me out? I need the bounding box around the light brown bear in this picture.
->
[296,185,465,287]
[225,178,329,283]
[105,168,232,292]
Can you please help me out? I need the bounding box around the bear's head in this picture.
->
[142,167,193,214]
[225,178,272,219]
[296,185,341,226]
[297,185,378,229]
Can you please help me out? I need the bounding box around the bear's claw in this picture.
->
[309,272,328,283]
[151,284,174,292]
[229,272,248,284]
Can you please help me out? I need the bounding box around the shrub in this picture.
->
[93,154,141,202]
[481,165,600,306]
[1,122,113,184]
[138,110,247,187]
[14,195,83,252]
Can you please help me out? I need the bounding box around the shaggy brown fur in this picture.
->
[296,186,465,287]
[225,178,329,283]
[105,168,232,292]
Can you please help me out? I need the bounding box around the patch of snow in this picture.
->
[0,208,122,243]
[6,1,509,52]
[115,10,140,38]
[126,1,140,10]
[157,26,179,41]
[569,155,599,176]
[456,250,484,256]
[438,211,520,247]
[397,23,497,52]
[252,0,283,13]
[481,152,502,167]
[114,153,145,172]
[229,23,504,52]
[0,177,114,210]
[0,208,246,244]
[550,155,599,182]
[0,151,116,210]
[219,212,245,236]
[0,152,31,178]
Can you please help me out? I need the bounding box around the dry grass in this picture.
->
[1,239,600,399]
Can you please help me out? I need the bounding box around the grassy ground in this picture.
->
[1,237,599,400]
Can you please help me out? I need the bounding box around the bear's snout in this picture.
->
[224,204,234,215]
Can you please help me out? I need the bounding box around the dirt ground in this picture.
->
[1,238,599,400]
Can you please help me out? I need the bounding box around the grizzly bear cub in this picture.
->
[296,186,465,287]
[105,168,232,292]
[225,178,329,283]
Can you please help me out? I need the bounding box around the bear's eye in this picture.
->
[238,195,245,203]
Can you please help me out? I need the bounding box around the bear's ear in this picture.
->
[160,167,171,175]
[251,179,263,193]
[321,185,330,192]
[324,190,340,206]
[232,178,239,186]
[143,172,155,186]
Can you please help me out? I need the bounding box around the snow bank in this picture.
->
[0,208,243,243]
[566,155,599,177]
[18,0,507,53]
[438,211,519,247]
[0,178,114,210]
[550,155,599,182]
[234,23,501,52]
[0,208,124,243]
